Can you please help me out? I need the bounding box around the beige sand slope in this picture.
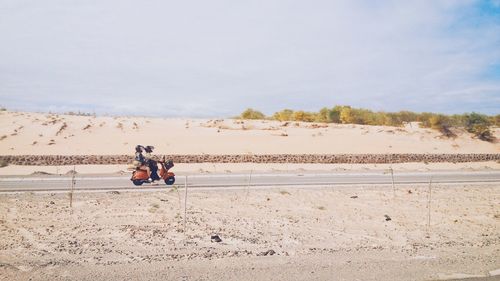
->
[0,111,498,156]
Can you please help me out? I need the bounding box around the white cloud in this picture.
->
[0,0,499,116]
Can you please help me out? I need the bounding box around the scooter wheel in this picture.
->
[164,176,175,185]
[132,180,144,186]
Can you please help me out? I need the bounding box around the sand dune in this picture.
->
[0,111,498,156]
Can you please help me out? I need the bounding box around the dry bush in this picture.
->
[56,123,67,136]
[261,126,279,131]
[65,111,94,117]
[239,108,266,120]
[217,124,231,130]
[306,123,329,129]
[0,159,8,168]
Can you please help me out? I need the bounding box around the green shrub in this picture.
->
[328,106,343,123]
[463,113,494,141]
[492,114,500,127]
[292,111,316,122]
[272,109,294,121]
[240,108,266,120]
[339,107,354,124]
[315,107,330,123]
[263,106,496,141]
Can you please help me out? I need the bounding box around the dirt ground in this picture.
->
[0,184,499,281]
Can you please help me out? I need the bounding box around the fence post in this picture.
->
[391,167,395,198]
[69,165,76,208]
[245,169,253,200]
[184,175,188,232]
[426,176,433,238]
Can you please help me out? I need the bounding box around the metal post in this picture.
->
[184,175,188,231]
[70,165,76,208]
[426,176,433,237]
[245,169,253,200]
[391,167,395,198]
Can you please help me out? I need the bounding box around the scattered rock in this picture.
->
[258,249,276,256]
[384,215,392,221]
[350,195,358,199]
[31,171,52,175]
[211,235,222,243]
[65,170,78,176]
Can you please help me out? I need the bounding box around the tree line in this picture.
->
[239,107,499,142]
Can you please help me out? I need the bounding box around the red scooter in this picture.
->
[131,159,175,186]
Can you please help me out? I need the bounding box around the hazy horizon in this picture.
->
[1,0,499,117]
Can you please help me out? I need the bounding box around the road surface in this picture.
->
[0,170,499,192]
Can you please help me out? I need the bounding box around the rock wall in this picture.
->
[0,154,499,166]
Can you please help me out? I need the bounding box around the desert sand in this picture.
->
[1,110,499,281]
[1,110,499,156]
[0,184,499,281]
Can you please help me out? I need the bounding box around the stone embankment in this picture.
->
[0,154,499,166]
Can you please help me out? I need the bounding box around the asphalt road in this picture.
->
[0,171,499,193]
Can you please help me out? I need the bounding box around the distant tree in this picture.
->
[397,111,418,123]
[490,114,500,127]
[315,107,331,123]
[272,109,294,121]
[263,106,496,142]
[417,112,435,128]
[292,111,315,122]
[328,106,343,123]
[339,107,354,124]
[463,113,493,141]
[240,108,266,120]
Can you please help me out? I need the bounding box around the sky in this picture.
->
[0,0,499,117]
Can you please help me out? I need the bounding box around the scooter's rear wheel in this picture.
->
[132,180,144,186]
[164,176,175,185]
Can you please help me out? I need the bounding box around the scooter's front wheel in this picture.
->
[164,176,175,185]
[132,180,144,186]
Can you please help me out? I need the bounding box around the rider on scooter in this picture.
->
[144,145,160,183]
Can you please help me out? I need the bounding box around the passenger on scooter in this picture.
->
[134,145,151,180]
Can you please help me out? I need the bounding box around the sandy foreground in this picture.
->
[1,184,499,281]
[1,111,499,155]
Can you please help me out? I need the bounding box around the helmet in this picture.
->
[145,145,154,153]
[135,145,143,153]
